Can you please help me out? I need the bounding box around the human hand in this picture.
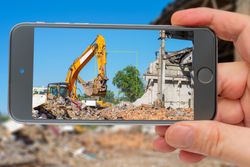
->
[153,7,250,167]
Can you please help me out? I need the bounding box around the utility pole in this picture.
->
[156,30,166,107]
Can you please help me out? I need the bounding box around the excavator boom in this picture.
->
[65,35,108,99]
[47,35,108,100]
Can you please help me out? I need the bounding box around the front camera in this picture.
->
[19,68,25,75]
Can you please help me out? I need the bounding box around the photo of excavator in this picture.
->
[32,29,194,120]
[46,35,109,108]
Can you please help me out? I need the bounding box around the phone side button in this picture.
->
[198,67,213,84]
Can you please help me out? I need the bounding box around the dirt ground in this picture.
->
[0,124,234,167]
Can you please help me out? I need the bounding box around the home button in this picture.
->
[198,67,213,84]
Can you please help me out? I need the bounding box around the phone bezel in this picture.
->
[9,23,217,124]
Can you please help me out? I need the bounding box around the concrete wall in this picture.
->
[134,56,194,109]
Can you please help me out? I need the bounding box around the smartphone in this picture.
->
[9,23,217,124]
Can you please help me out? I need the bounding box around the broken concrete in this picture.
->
[33,99,193,120]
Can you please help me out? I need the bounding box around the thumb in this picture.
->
[165,121,250,166]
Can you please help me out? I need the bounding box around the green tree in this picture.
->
[112,66,144,102]
[102,90,117,104]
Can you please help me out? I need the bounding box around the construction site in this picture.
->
[32,30,194,121]
[32,29,194,121]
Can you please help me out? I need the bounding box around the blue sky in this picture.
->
[0,0,191,114]
[34,28,160,93]
[34,28,192,96]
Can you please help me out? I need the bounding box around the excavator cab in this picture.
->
[47,82,69,99]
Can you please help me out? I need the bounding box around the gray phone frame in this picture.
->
[9,23,217,124]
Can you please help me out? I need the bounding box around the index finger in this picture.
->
[171,7,250,63]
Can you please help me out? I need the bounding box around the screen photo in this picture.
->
[32,28,194,121]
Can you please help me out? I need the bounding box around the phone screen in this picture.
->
[32,28,194,121]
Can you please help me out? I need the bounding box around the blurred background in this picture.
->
[1,0,250,166]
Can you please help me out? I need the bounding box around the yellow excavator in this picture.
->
[46,35,109,108]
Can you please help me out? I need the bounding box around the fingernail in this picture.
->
[167,125,194,148]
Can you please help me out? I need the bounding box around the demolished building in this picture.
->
[134,30,193,109]
[134,48,193,109]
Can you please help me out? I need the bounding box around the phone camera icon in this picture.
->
[19,68,25,75]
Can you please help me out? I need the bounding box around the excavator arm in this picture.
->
[65,35,108,99]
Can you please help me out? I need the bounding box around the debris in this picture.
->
[109,125,139,133]
[33,98,193,120]
[3,120,24,133]
[73,147,97,160]
[0,123,233,167]
[59,125,74,133]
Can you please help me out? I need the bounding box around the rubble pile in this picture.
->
[0,124,153,167]
[33,98,193,120]
[33,97,103,120]
[0,124,233,167]
[101,104,193,120]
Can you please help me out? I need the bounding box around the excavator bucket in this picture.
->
[82,81,94,96]
[79,76,108,97]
